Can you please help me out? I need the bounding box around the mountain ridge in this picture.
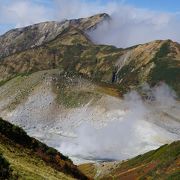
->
[0,13,110,59]
[0,25,179,96]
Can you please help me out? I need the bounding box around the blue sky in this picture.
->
[85,0,180,13]
[116,0,180,12]
[0,0,179,34]
[0,0,179,46]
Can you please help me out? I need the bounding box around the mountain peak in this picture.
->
[69,13,111,31]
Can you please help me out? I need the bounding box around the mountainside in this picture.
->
[0,117,88,180]
[116,40,180,95]
[0,22,179,96]
[0,13,110,58]
[0,26,122,84]
[79,141,180,179]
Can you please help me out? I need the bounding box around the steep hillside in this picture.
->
[0,24,179,96]
[0,26,123,85]
[0,117,88,180]
[79,141,180,179]
[0,13,109,58]
[116,40,180,95]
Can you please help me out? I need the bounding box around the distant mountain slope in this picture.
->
[0,118,88,180]
[79,141,180,179]
[0,13,110,58]
[116,40,180,95]
[0,24,179,96]
[0,13,179,96]
[0,26,122,85]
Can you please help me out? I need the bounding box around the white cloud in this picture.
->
[49,0,180,47]
[87,4,180,47]
[0,0,53,28]
[53,0,102,20]
[0,0,179,47]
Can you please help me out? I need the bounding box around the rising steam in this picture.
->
[56,83,179,163]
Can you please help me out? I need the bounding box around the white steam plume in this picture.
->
[3,79,179,164]
[88,6,180,47]
[55,84,179,163]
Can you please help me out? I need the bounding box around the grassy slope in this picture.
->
[0,118,88,180]
[117,40,180,96]
[148,41,180,95]
[79,141,180,179]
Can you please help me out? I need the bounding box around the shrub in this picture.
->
[0,153,11,179]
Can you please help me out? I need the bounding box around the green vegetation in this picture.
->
[57,90,98,108]
[52,73,102,108]
[0,118,88,180]
[155,41,170,58]
[0,21,180,98]
[166,171,180,180]
[100,141,180,179]
[78,163,97,179]
[148,41,180,96]
[0,72,41,111]
[0,153,13,180]
[117,60,141,93]
[79,141,180,179]
[1,27,179,97]
[115,41,180,96]
[0,27,123,87]
[0,70,31,87]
